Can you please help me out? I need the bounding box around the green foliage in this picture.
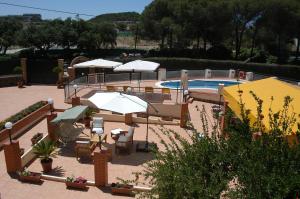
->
[33,140,57,161]
[90,12,140,24]
[52,66,63,74]
[140,92,300,198]
[85,107,96,118]
[0,18,22,54]
[18,167,31,177]
[13,66,22,74]
[0,101,46,131]
[266,55,278,64]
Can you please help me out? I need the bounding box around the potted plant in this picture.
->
[13,66,24,88]
[33,140,57,173]
[52,66,64,88]
[84,108,95,128]
[31,133,43,145]
[65,175,88,190]
[111,178,134,196]
[18,168,42,183]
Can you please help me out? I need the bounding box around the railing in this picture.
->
[64,69,299,101]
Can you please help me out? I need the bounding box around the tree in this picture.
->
[141,0,174,48]
[53,18,78,49]
[0,18,22,54]
[77,22,117,50]
[17,21,58,51]
[97,23,117,48]
[230,0,265,60]
[263,0,298,63]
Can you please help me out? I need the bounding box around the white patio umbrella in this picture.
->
[73,59,122,69]
[88,92,147,114]
[113,60,160,72]
[88,92,154,152]
[74,58,122,86]
[114,60,160,91]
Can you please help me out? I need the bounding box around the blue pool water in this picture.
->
[160,80,239,90]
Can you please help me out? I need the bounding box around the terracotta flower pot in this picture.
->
[65,181,88,190]
[41,158,53,173]
[111,183,134,196]
[17,80,24,88]
[19,172,42,183]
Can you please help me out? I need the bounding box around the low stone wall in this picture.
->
[0,74,22,87]
[21,135,50,168]
[149,103,181,119]
[189,91,224,104]
[0,103,51,148]
[94,113,179,125]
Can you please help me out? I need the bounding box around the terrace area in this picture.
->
[0,78,216,199]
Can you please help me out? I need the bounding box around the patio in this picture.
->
[0,80,215,199]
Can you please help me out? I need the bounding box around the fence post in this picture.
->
[47,113,58,141]
[158,68,166,81]
[205,69,212,79]
[3,140,22,173]
[67,67,75,81]
[94,150,108,187]
[180,103,189,128]
[72,96,81,107]
[20,58,28,84]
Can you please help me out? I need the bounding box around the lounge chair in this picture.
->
[91,117,104,134]
[123,86,129,92]
[115,127,135,154]
[75,140,97,160]
[106,85,116,91]
[56,123,84,143]
[145,87,154,93]
[162,88,171,100]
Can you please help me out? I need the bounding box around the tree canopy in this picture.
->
[141,0,300,63]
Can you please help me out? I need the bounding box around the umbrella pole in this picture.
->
[146,108,149,149]
[139,72,141,92]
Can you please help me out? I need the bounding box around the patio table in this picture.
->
[111,128,123,141]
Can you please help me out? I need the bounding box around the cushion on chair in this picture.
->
[92,127,103,132]
[126,127,135,137]
[92,117,103,128]
[76,140,90,144]
[118,135,129,142]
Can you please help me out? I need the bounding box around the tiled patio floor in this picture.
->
[0,82,215,199]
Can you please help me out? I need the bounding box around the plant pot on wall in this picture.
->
[17,80,24,88]
[111,183,134,196]
[31,133,43,145]
[19,172,42,183]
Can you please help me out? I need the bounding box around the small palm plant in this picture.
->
[33,140,57,172]
[52,66,64,88]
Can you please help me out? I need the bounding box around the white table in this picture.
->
[111,128,123,135]
[111,128,123,141]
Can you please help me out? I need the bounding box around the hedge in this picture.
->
[0,55,20,75]
[0,101,47,131]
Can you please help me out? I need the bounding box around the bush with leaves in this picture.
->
[139,90,300,198]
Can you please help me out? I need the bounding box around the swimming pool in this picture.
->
[159,79,240,90]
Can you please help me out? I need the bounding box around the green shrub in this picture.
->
[0,101,46,131]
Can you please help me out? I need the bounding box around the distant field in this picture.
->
[116,36,159,50]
